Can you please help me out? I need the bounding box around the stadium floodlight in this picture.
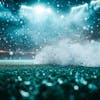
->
[33,5,45,14]
[21,5,33,10]
[91,0,100,10]
[20,4,53,22]
[91,0,100,5]
[21,4,52,15]
[71,3,88,12]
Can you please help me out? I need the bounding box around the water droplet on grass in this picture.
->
[20,90,30,97]
[74,85,79,90]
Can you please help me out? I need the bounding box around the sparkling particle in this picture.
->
[83,26,88,30]
[88,83,97,91]
[24,81,31,85]
[43,73,45,76]
[42,80,53,86]
[57,4,60,7]
[93,75,97,79]
[60,15,64,19]
[80,78,87,85]
[20,90,30,97]
[18,76,22,81]
[90,30,94,34]
[9,51,14,56]
[57,78,63,84]
[74,85,79,90]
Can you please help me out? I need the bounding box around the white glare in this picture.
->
[71,0,100,12]
[33,5,45,14]
[91,0,100,5]
[20,4,53,22]
[60,15,64,19]
[46,8,52,13]
[91,0,100,10]
[71,3,88,12]
[21,5,33,10]
[21,5,52,15]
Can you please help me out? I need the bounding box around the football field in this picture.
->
[0,63,100,100]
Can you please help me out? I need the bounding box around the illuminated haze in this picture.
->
[0,0,99,66]
[19,1,100,66]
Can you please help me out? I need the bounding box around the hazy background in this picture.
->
[0,0,99,61]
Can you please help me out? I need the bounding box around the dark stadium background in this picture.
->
[0,0,99,59]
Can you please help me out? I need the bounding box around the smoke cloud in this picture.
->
[34,39,100,67]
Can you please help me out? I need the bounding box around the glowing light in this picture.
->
[74,85,79,90]
[91,0,100,5]
[21,5,33,10]
[20,4,54,22]
[21,5,52,15]
[0,50,8,53]
[33,5,45,14]
[60,15,64,19]
[91,0,100,10]
[9,51,14,55]
[71,3,88,12]
[46,8,52,13]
